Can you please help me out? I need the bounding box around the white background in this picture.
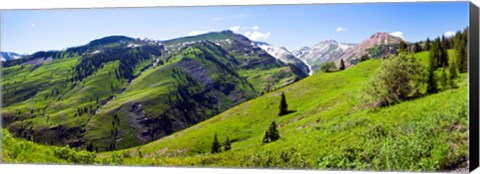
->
[0,0,479,174]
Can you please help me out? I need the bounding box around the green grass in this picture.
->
[2,129,97,164]
[2,48,468,172]
[94,55,467,171]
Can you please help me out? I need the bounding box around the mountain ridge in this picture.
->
[2,30,307,151]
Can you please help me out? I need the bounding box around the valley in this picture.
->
[1,28,470,172]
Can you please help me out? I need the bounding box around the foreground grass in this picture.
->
[96,58,468,172]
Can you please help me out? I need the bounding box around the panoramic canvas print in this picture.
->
[0,2,471,172]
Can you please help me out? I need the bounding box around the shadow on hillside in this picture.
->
[280,110,297,116]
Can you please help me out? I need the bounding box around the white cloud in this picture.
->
[389,31,405,40]
[444,31,455,37]
[244,31,271,41]
[252,26,259,30]
[229,26,240,32]
[336,27,347,32]
[31,23,36,28]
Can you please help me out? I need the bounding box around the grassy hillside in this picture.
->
[2,50,468,172]
[2,34,306,152]
[2,129,96,164]
[92,51,468,171]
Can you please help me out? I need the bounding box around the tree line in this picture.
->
[366,28,468,107]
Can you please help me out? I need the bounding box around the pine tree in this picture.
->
[449,61,458,88]
[430,37,448,69]
[263,131,270,144]
[441,35,448,50]
[455,29,468,73]
[427,53,438,94]
[269,121,280,141]
[224,136,231,151]
[278,92,288,116]
[339,59,346,70]
[211,133,221,153]
[425,38,431,51]
[441,68,448,90]
[413,42,422,53]
[398,41,407,52]
[263,121,280,143]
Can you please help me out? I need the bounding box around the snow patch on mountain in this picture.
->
[255,42,311,75]
[293,40,356,71]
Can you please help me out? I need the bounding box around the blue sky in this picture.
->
[1,2,469,54]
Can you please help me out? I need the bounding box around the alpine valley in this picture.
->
[1,28,470,172]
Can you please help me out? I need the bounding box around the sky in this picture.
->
[0,2,470,54]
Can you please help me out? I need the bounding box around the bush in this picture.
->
[320,62,337,72]
[53,146,96,164]
[364,54,424,107]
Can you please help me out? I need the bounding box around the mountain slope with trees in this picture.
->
[2,28,469,172]
[2,31,307,152]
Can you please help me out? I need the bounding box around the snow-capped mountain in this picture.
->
[1,52,25,61]
[293,40,356,71]
[255,42,311,75]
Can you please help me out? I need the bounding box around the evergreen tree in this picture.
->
[398,41,407,53]
[455,29,468,73]
[427,52,438,94]
[339,59,346,70]
[413,42,422,53]
[278,92,288,116]
[430,37,448,69]
[425,38,431,51]
[441,35,448,50]
[211,133,221,153]
[449,61,458,88]
[224,136,231,151]
[263,121,280,143]
[269,121,280,141]
[441,67,448,90]
[263,131,270,144]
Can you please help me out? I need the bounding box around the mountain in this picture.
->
[254,42,311,75]
[95,52,466,170]
[335,32,404,67]
[1,31,307,151]
[1,52,25,61]
[292,40,356,71]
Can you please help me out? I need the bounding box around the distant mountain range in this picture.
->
[255,41,311,75]
[1,52,25,61]
[292,40,356,71]
[335,32,404,66]
[293,32,404,71]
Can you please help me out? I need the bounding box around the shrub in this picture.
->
[364,54,424,107]
[320,62,337,72]
[53,146,96,164]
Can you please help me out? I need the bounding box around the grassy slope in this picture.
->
[3,57,129,127]
[95,51,467,171]
[84,43,261,150]
[2,50,468,171]
[2,129,69,164]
